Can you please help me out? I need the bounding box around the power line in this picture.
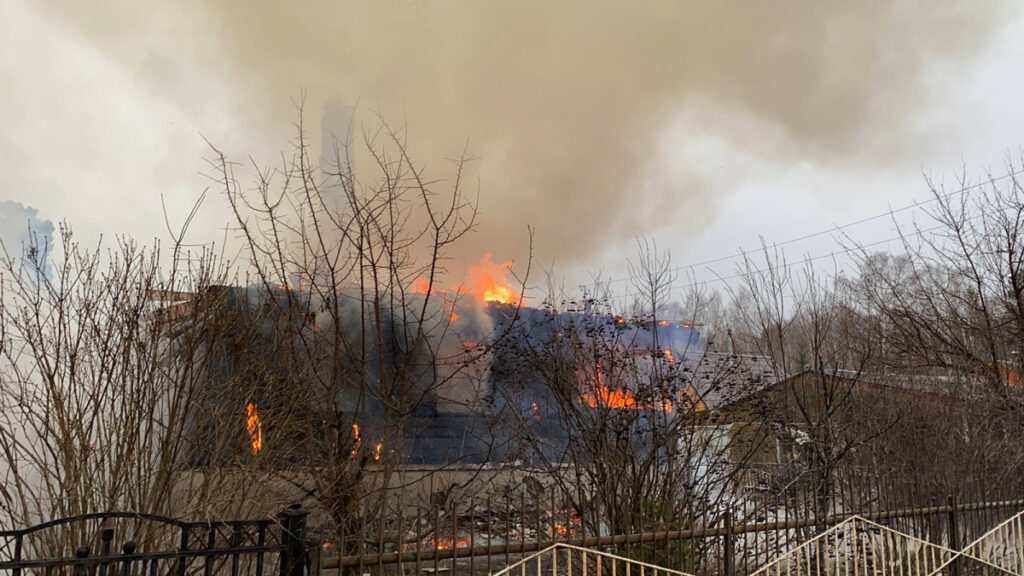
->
[609,220,950,302]
[607,167,1023,285]
[692,223,944,287]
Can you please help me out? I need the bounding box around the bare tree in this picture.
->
[204,104,531,557]
[845,161,1024,494]
[728,245,884,524]
[0,208,287,556]
[491,240,768,570]
[0,103,532,565]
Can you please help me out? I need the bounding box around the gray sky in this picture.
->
[3,1,1024,299]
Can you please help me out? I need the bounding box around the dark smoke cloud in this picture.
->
[37,1,1011,268]
[0,201,54,276]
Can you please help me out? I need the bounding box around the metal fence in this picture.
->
[746,516,957,576]
[490,544,695,576]
[0,507,307,576]
[319,493,1024,576]
[2,494,1023,576]
[945,508,1024,576]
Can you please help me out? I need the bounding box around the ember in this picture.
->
[431,538,470,550]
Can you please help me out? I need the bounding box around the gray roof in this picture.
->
[682,352,779,410]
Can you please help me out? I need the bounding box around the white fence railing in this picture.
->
[748,516,956,576]
[490,542,696,576]
[928,508,1024,576]
[491,510,1024,576]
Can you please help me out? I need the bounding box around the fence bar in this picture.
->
[122,541,137,576]
[73,546,89,576]
[12,534,22,576]
[99,528,114,576]
[280,505,308,576]
[178,525,189,576]
[947,495,960,576]
[723,511,734,576]
[324,497,1024,569]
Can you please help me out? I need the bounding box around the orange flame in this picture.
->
[431,538,470,550]
[468,254,520,305]
[246,403,263,453]
[351,424,362,456]
[373,441,384,461]
[658,320,669,327]
[580,386,673,413]
[411,277,461,322]
[663,349,675,363]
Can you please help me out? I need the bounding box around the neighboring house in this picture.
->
[674,353,779,500]
[712,368,1009,496]
[683,352,779,414]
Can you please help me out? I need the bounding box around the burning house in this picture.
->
[152,264,771,471]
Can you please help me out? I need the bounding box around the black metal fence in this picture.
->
[0,506,307,576]
[318,482,1024,576]
[2,494,1023,576]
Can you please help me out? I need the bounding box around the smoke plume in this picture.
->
[0,201,54,276]
[36,1,1010,268]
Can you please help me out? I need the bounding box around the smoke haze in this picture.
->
[34,1,1010,268]
[0,201,54,275]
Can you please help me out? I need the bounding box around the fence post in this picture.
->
[99,528,114,576]
[74,546,90,576]
[281,504,309,576]
[178,525,191,576]
[122,540,137,576]
[947,495,960,576]
[12,534,23,576]
[724,510,735,576]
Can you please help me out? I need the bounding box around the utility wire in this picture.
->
[608,220,951,302]
[606,167,1023,285]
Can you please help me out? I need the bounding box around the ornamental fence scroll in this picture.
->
[0,506,311,576]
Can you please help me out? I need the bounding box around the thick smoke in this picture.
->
[0,201,54,276]
[37,1,1009,267]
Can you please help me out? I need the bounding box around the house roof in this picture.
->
[711,364,1024,415]
[681,352,780,411]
